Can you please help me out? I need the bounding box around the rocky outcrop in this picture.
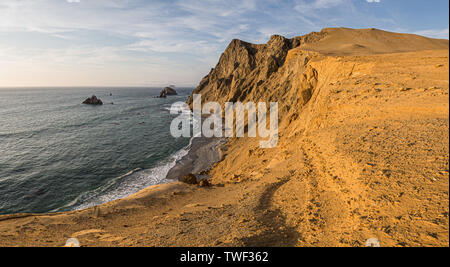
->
[82,95,103,105]
[199,179,211,187]
[186,30,328,112]
[182,173,198,185]
[159,87,178,98]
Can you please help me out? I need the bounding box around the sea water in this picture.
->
[0,87,192,214]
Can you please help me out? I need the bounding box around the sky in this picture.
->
[0,0,448,87]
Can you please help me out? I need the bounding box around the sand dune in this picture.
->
[300,27,449,55]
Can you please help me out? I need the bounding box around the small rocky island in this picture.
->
[82,95,103,105]
[157,87,178,98]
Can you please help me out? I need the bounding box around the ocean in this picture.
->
[0,87,193,215]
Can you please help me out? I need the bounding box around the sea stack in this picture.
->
[159,87,178,98]
[82,95,103,105]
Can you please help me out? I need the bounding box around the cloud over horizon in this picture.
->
[0,0,448,87]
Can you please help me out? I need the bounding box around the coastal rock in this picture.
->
[159,87,178,98]
[182,173,198,185]
[82,95,103,105]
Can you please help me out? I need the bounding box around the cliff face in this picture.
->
[188,28,448,123]
[187,30,327,113]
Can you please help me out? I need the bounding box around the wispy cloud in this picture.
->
[295,0,346,12]
[0,0,448,86]
[414,28,449,39]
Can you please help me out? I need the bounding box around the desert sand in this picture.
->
[0,28,448,247]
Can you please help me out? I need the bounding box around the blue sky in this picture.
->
[0,0,448,87]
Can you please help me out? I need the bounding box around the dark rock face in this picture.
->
[159,87,178,98]
[199,179,211,187]
[186,31,327,107]
[83,95,103,105]
[182,173,198,185]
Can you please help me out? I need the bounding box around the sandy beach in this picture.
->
[166,134,227,182]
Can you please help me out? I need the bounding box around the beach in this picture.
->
[166,134,227,182]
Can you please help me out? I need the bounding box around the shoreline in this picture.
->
[0,134,227,219]
[166,114,228,182]
[0,103,227,218]
[166,136,227,182]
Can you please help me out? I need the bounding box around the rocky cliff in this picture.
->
[188,28,448,123]
[187,30,326,109]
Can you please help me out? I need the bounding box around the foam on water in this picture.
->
[63,99,197,211]
[63,146,189,211]
[163,102,192,114]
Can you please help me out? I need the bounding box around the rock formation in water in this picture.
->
[82,95,103,105]
[159,87,178,98]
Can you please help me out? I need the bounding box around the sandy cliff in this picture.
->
[188,27,450,246]
[0,28,448,247]
[188,28,448,109]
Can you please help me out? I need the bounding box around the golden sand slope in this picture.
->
[301,27,449,55]
[209,49,449,247]
[0,29,448,247]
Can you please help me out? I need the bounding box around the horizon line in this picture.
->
[0,85,197,89]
